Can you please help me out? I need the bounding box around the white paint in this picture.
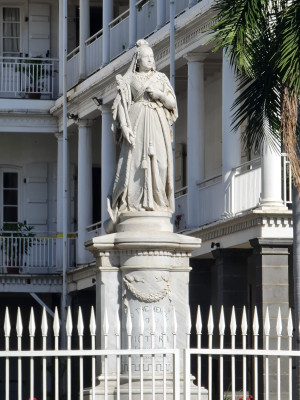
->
[100,105,115,232]
[77,120,93,264]
[102,0,113,65]
[79,0,89,80]
[260,142,285,208]
[129,0,137,47]
[222,53,241,216]
[186,53,205,228]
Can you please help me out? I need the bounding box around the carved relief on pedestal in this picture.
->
[123,272,171,304]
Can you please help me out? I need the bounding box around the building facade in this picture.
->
[0,0,293,396]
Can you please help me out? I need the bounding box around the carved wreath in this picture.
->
[123,275,171,303]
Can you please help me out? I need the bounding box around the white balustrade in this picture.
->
[0,57,57,98]
[174,188,187,232]
[66,48,80,89]
[65,0,200,90]
[198,175,223,226]
[136,0,157,40]
[110,15,130,59]
[86,30,103,76]
[231,157,262,214]
[0,232,76,272]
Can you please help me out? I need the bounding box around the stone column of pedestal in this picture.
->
[185,53,205,229]
[85,212,205,399]
[156,1,166,30]
[250,238,291,399]
[79,0,89,81]
[129,0,137,47]
[259,142,285,209]
[77,120,93,265]
[102,0,113,66]
[55,133,63,270]
[222,52,241,216]
[100,105,116,233]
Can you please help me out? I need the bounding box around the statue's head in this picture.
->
[128,39,156,73]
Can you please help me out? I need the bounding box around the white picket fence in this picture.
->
[0,304,299,399]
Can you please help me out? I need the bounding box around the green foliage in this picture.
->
[0,222,35,261]
[210,0,300,152]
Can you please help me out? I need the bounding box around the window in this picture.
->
[0,170,19,226]
[1,7,21,57]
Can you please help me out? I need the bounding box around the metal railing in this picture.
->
[0,56,58,98]
[0,303,297,399]
[0,232,76,273]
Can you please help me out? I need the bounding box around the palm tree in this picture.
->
[210,0,300,396]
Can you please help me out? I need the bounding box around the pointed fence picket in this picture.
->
[0,304,299,399]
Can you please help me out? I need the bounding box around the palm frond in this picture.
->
[279,2,300,94]
[211,0,270,74]
[232,73,282,153]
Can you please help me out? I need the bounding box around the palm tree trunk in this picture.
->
[282,87,300,398]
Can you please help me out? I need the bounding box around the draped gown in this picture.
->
[111,70,177,216]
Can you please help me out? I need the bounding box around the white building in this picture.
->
[0,0,293,396]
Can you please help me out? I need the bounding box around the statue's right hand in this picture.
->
[122,126,135,147]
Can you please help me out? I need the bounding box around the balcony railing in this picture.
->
[175,154,293,231]
[0,232,76,273]
[0,56,58,99]
[67,0,191,90]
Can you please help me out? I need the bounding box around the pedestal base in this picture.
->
[83,375,208,400]
[85,211,202,400]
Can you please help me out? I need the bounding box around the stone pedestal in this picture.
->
[84,211,206,399]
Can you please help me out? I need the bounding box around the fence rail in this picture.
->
[0,304,298,399]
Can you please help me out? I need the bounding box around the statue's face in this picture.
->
[138,47,155,72]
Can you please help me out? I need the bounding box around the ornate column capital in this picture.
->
[55,132,63,140]
[100,104,112,114]
[77,119,94,128]
[184,52,208,63]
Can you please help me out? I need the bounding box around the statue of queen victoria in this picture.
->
[108,39,178,228]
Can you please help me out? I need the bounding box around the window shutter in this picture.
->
[28,3,50,57]
[24,162,48,231]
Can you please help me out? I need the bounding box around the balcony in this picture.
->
[0,57,58,99]
[66,0,190,90]
[175,155,292,232]
[0,231,75,274]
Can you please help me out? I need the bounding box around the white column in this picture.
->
[79,0,89,80]
[77,120,93,264]
[56,133,63,270]
[58,0,64,95]
[102,0,113,65]
[185,53,205,228]
[156,1,166,30]
[222,52,241,215]
[129,0,137,47]
[260,142,285,208]
[100,105,116,232]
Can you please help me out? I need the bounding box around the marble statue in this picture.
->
[108,39,178,227]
